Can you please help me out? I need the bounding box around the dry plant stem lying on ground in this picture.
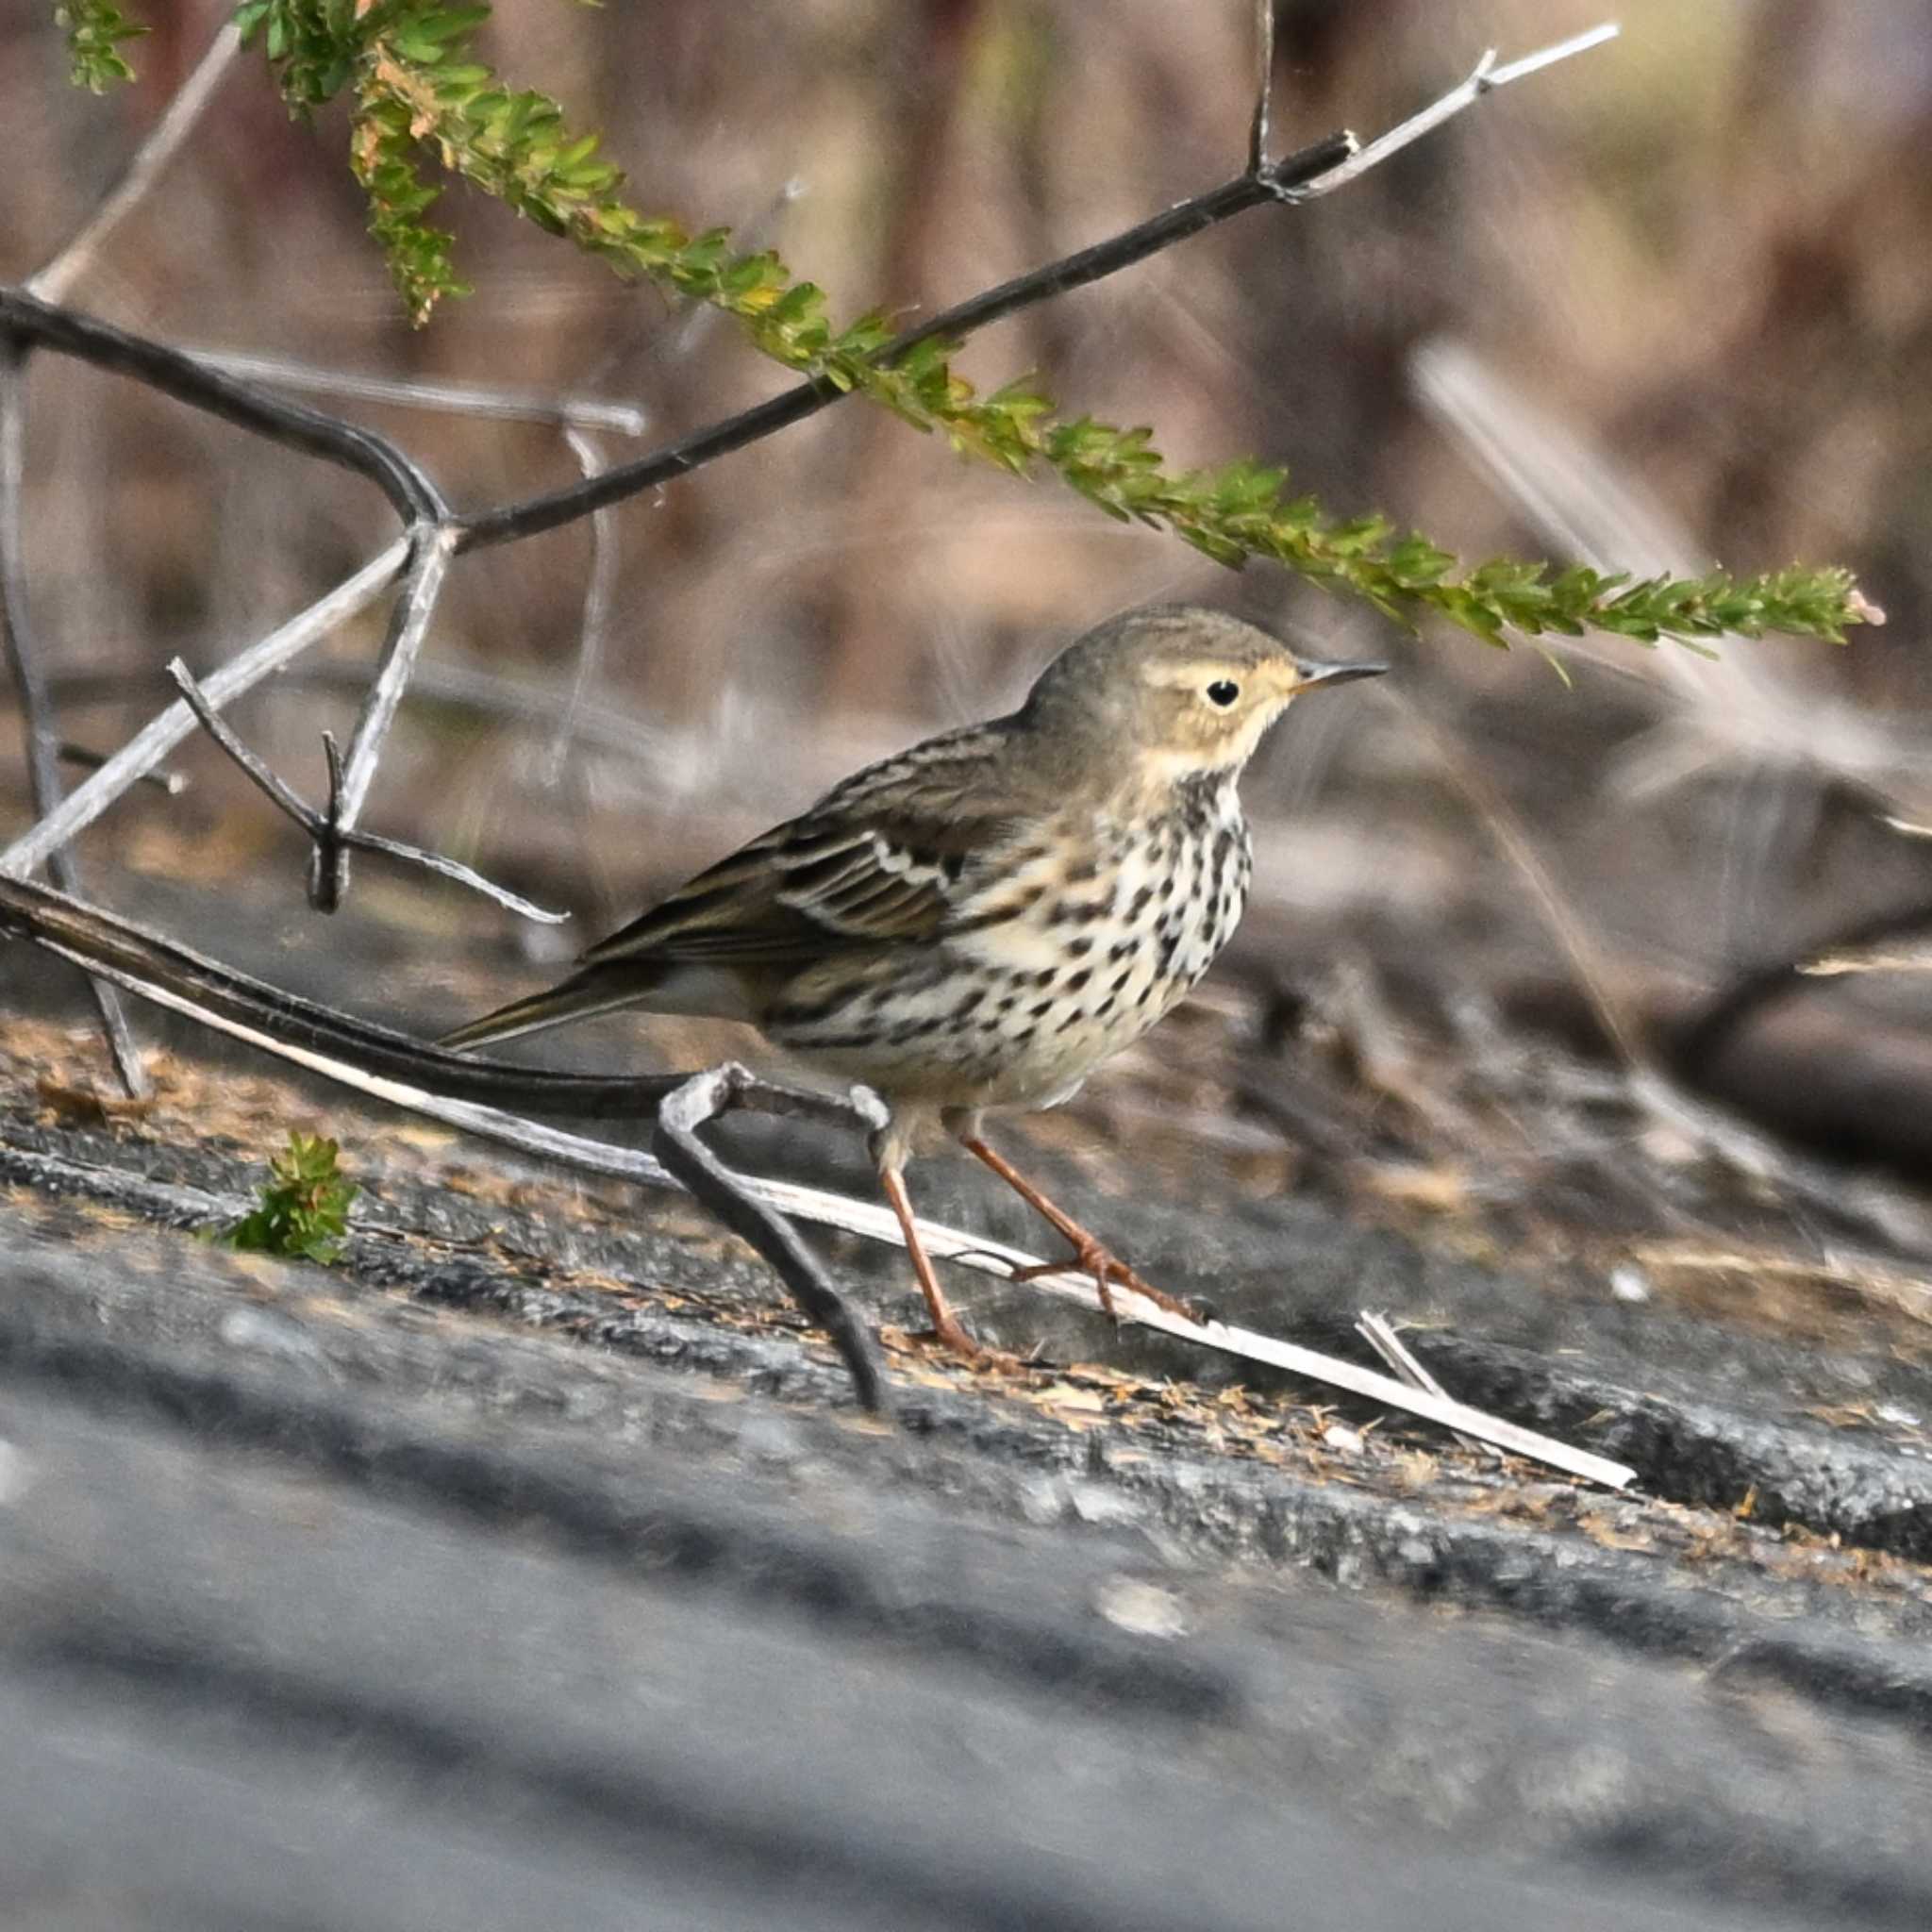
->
[0,872,1634,1486]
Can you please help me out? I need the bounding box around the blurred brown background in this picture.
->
[5,0,1931,1238]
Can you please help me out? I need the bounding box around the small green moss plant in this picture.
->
[56,2,1878,654]
[215,1128,358,1263]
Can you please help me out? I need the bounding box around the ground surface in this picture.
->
[6,977,1932,1931]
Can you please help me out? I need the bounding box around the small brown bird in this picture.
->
[442,605,1383,1355]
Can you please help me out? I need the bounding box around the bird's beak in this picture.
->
[1292,658,1388,691]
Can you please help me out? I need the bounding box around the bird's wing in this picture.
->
[580,724,1024,967]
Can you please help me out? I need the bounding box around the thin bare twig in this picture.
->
[166,658,568,924]
[315,522,458,908]
[1357,1312,1500,1460]
[657,1064,889,1410]
[175,347,649,435]
[29,21,243,304]
[1299,25,1621,200]
[1248,0,1276,175]
[0,290,443,525]
[57,742,187,793]
[0,871,1640,1483]
[0,346,148,1094]
[546,427,622,774]
[0,541,409,877]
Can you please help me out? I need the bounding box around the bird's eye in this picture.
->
[1206,680,1240,708]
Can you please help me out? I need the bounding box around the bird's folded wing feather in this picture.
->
[580,730,1022,967]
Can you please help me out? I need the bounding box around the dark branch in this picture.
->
[0,287,446,525]
[657,1064,889,1412]
[0,870,667,1115]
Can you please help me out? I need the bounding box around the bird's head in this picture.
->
[1023,605,1386,782]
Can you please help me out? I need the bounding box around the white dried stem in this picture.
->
[324,525,458,876]
[545,428,621,774]
[1299,25,1619,200]
[1357,1311,1501,1460]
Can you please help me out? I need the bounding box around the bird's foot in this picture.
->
[910,1311,1024,1370]
[1009,1237,1217,1327]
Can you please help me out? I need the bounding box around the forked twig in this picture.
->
[167,659,567,924]
[1299,25,1621,200]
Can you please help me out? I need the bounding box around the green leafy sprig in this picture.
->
[215,1128,358,1263]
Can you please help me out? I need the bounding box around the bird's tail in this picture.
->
[438,967,646,1052]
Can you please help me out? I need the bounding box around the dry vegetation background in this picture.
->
[6,0,1932,1286]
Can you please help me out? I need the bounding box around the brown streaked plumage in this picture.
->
[441,605,1385,1356]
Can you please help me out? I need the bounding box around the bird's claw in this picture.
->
[913,1312,1026,1370]
[1010,1239,1213,1328]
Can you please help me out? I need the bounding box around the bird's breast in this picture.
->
[759,788,1253,1110]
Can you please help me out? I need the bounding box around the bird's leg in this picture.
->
[877,1161,985,1358]
[954,1132,1211,1326]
